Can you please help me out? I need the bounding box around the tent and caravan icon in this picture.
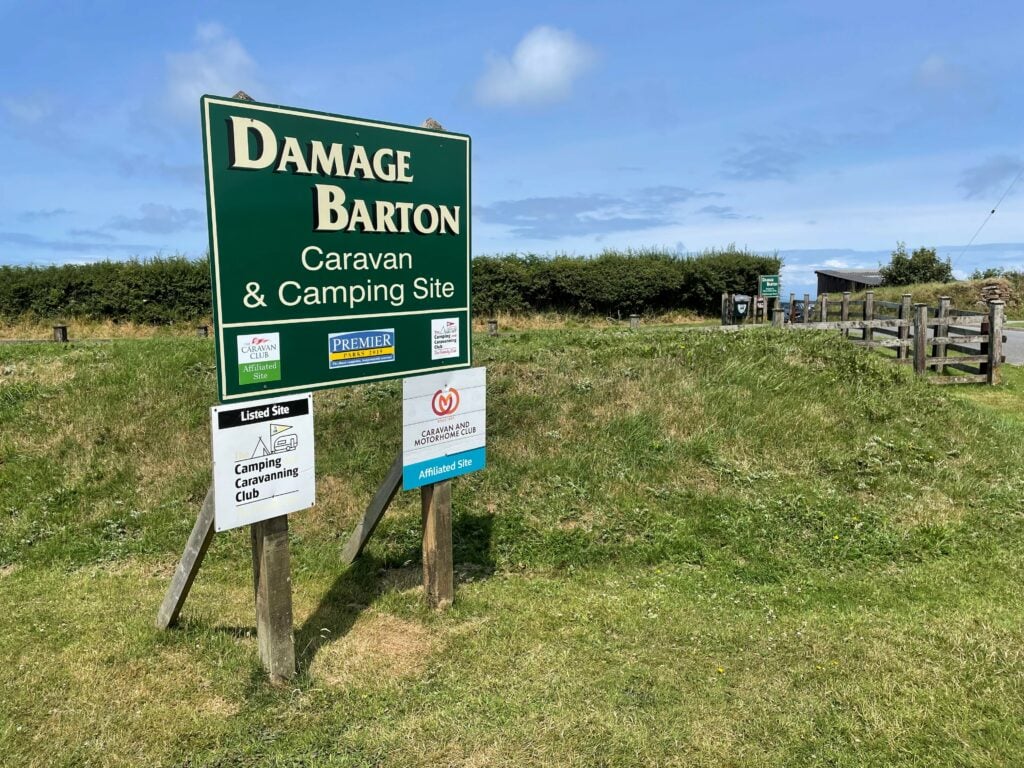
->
[248,424,298,458]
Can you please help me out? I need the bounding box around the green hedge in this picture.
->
[472,248,782,315]
[0,248,781,322]
[0,257,210,323]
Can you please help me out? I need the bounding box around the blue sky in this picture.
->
[2,1,1023,297]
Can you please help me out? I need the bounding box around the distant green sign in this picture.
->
[759,274,780,298]
[201,95,471,402]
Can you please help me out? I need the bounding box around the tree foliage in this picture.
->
[880,243,953,286]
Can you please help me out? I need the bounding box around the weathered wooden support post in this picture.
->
[721,292,729,325]
[487,318,498,337]
[802,293,811,324]
[196,325,209,338]
[235,90,296,682]
[819,294,828,323]
[897,294,912,360]
[930,296,949,372]
[772,308,784,327]
[863,291,875,344]
[840,292,850,337]
[987,300,1005,385]
[251,515,296,682]
[629,314,640,330]
[913,303,927,375]
[788,292,796,322]
[421,479,454,609]
[156,488,216,630]
[52,324,68,343]
[418,116,457,611]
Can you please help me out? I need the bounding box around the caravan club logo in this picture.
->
[431,387,460,417]
[237,332,281,386]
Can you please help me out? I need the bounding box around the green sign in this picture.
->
[201,95,471,401]
[759,274,780,298]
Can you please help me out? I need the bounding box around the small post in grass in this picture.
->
[788,292,796,323]
[487,318,498,337]
[772,307,784,327]
[819,294,828,323]
[721,292,729,325]
[629,314,640,330]
[864,291,875,344]
[913,303,927,375]
[196,325,209,338]
[897,294,912,361]
[932,296,949,372]
[986,300,1004,385]
[53,324,68,343]
[841,292,850,337]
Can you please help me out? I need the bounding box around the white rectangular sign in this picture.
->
[403,367,486,490]
[211,393,315,532]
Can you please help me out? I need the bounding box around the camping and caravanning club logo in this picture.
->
[431,386,460,417]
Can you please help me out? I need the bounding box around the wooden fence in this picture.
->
[773,291,1005,385]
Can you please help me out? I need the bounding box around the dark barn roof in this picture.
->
[813,269,883,286]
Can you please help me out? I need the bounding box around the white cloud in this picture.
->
[823,259,848,268]
[915,54,964,90]
[475,26,595,107]
[2,94,53,125]
[165,23,260,119]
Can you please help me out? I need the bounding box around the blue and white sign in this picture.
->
[328,329,395,369]
[402,367,486,490]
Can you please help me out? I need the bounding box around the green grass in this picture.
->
[2,329,1024,766]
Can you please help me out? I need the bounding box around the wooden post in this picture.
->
[721,292,729,325]
[421,479,454,609]
[864,291,874,344]
[52,324,68,343]
[802,293,811,324]
[341,452,404,564]
[913,303,927,375]
[932,296,949,371]
[196,325,209,338]
[819,294,828,323]
[156,488,216,629]
[487,318,498,337]
[841,292,850,337]
[772,308,784,327]
[629,314,640,330]
[418,115,456,611]
[897,294,912,360]
[229,89,296,681]
[987,301,1004,385]
[788,292,796,323]
[251,515,296,681]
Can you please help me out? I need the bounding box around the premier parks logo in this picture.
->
[237,333,281,385]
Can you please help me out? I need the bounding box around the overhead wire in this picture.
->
[953,165,1024,268]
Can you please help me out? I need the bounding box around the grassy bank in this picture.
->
[836,276,1024,319]
[1,328,1023,766]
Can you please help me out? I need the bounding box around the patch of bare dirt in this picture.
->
[309,612,434,687]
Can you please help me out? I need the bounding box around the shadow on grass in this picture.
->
[295,510,496,673]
